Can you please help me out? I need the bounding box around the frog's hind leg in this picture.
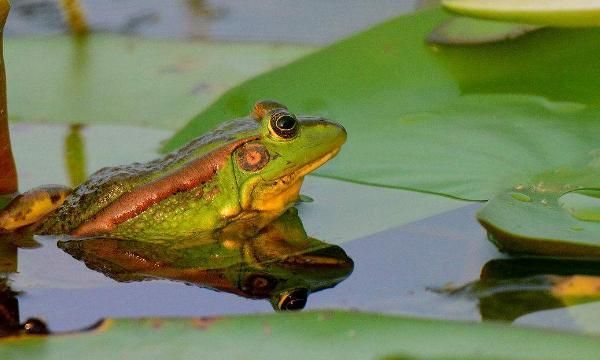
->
[0,185,71,231]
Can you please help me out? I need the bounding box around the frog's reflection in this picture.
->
[58,208,354,311]
[447,257,600,322]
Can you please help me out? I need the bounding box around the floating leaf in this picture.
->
[442,0,600,27]
[428,16,541,45]
[164,9,600,254]
[478,166,600,257]
[3,311,600,359]
[5,35,315,129]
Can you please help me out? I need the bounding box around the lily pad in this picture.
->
[5,35,315,129]
[3,311,600,359]
[164,9,600,254]
[442,0,600,27]
[478,166,600,257]
[428,16,541,45]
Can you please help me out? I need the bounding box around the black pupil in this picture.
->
[276,115,296,130]
[279,288,308,311]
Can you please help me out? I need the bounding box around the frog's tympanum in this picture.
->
[443,258,600,322]
[58,208,354,311]
[0,101,346,242]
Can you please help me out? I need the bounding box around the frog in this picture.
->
[0,100,346,242]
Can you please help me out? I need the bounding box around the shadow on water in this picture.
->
[443,257,600,323]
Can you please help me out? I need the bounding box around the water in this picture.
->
[6,0,424,44]
[559,190,600,222]
[3,0,600,338]
[5,124,600,335]
[5,123,480,332]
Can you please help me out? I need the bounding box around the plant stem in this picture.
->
[60,0,89,35]
[0,0,16,194]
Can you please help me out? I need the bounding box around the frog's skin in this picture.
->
[58,208,354,311]
[0,101,346,242]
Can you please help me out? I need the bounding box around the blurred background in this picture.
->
[5,0,437,43]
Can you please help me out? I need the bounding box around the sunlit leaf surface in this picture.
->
[164,9,600,254]
[5,35,314,129]
[3,311,600,359]
[442,0,600,27]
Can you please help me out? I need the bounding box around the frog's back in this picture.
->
[38,118,258,234]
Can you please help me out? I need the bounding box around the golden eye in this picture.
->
[269,110,298,139]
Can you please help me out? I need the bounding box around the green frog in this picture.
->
[0,101,346,242]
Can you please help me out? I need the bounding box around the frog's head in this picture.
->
[233,101,346,214]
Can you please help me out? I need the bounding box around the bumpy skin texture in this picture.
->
[37,119,259,239]
[32,102,346,242]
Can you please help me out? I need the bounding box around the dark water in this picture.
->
[11,204,487,332]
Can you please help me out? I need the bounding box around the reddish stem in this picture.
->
[0,1,16,195]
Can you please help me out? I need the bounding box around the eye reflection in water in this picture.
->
[57,207,354,312]
[443,257,600,322]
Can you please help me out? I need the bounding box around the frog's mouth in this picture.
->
[245,146,342,212]
[278,146,341,184]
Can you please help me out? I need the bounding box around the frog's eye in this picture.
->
[269,110,298,139]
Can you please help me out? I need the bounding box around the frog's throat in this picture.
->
[72,136,259,237]
[244,146,341,212]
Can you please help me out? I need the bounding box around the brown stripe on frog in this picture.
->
[72,136,259,236]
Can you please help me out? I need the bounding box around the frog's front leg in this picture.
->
[0,185,71,232]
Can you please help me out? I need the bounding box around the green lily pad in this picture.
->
[3,311,600,359]
[442,0,600,27]
[478,167,600,257]
[5,35,314,129]
[428,16,541,45]
[164,9,600,254]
